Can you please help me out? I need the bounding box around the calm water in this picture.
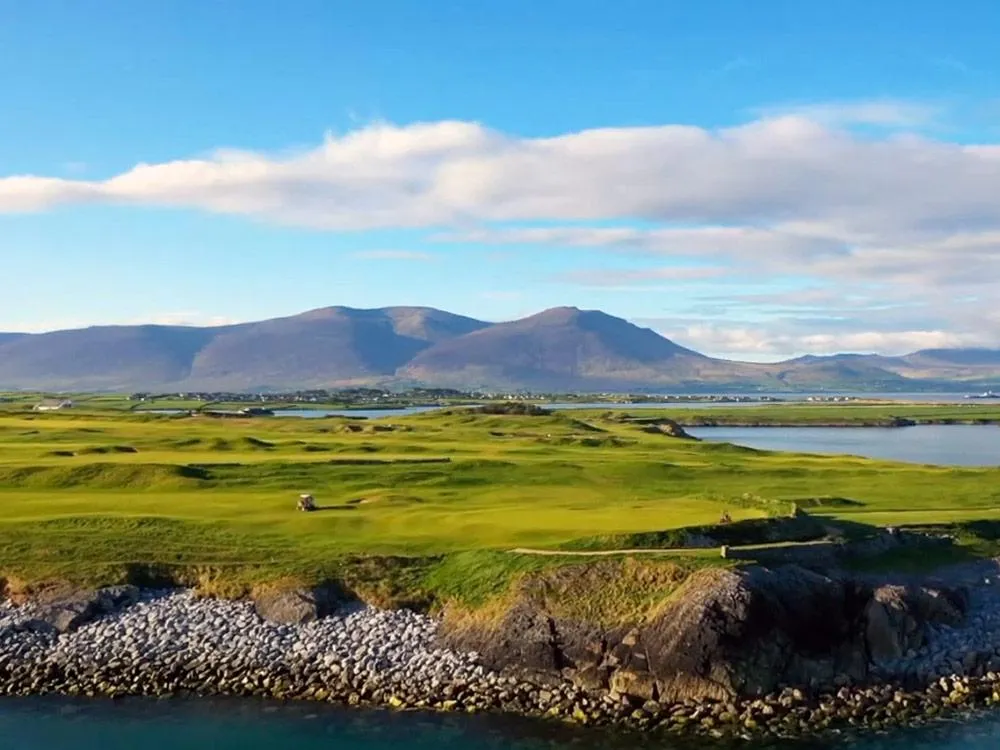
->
[271,406,442,419]
[689,425,1000,467]
[270,396,982,419]
[5,697,1000,750]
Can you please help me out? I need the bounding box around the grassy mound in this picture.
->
[0,404,998,591]
[0,463,210,489]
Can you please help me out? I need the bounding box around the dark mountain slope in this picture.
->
[0,305,996,391]
[768,357,911,389]
[783,349,1000,384]
[184,306,489,389]
[400,307,743,389]
[904,348,1000,367]
[0,325,216,391]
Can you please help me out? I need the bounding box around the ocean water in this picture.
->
[688,424,1000,467]
[4,697,1000,750]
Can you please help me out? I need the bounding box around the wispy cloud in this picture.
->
[1,108,994,234]
[752,98,941,128]
[2,311,242,334]
[711,56,755,77]
[931,57,971,74]
[553,266,729,287]
[350,249,436,261]
[636,319,1000,361]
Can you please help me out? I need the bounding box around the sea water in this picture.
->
[5,696,1000,750]
[689,424,1000,467]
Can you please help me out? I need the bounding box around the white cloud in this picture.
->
[554,266,729,287]
[451,222,1000,295]
[141,312,242,328]
[2,114,999,237]
[752,99,941,128]
[640,321,1000,361]
[3,108,1000,357]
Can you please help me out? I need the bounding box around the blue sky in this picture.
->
[1,0,998,359]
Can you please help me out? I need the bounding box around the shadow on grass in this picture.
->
[304,505,357,513]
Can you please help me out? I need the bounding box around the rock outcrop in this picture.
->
[11,585,140,633]
[864,584,967,661]
[640,419,698,440]
[440,564,970,704]
[251,583,351,625]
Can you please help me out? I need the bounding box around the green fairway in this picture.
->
[0,403,999,598]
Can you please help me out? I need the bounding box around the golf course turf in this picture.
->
[1,401,998,607]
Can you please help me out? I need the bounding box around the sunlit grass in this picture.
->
[0,404,997,595]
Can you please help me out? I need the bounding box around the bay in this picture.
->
[689,424,1000,467]
[4,697,1000,750]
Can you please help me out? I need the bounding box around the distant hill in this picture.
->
[784,349,1000,386]
[182,307,488,390]
[0,306,996,392]
[907,348,1000,366]
[0,307,488,391]
[0,326,215,391]
[401,307,728,389]
[768,356,911,390]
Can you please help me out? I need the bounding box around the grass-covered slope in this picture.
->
[0,405,998,600]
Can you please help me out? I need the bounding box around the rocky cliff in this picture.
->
[440,563,970,704]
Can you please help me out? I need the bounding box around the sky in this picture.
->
[1,0,999,361]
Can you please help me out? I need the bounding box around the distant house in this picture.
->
[33,399,74,412]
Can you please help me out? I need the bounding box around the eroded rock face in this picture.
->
[641,419,697,440]
[19,585,140,633]
[439,564,969,703]
[251,584,350,625]
[864,584,967,662]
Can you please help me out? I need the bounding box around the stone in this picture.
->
[609,669,658,702]
[570,665,610,692]
[29,585,140,633]
[251,584,348,625]
[865,598,905,662]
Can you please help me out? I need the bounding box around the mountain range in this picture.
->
[0,306,997,392]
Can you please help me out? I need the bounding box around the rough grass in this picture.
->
[0,405,998,602]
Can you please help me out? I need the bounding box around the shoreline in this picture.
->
[6,582,1000,742]
[675,418,1000,428]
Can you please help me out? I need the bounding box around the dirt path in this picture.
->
[508,546,703,557]
[509,539,836,557]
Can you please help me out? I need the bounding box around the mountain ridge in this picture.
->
[0,306,996,392]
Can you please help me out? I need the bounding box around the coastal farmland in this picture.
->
[0,403,999,598]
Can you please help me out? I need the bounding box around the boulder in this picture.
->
[610,668,658,702]
[251,583,349,625]
[637,565,871,700]
[29,585,140,633]
[569,664,611,691]
[864,597,904,661]
[442,600,562,676]
[863,583,967,663]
